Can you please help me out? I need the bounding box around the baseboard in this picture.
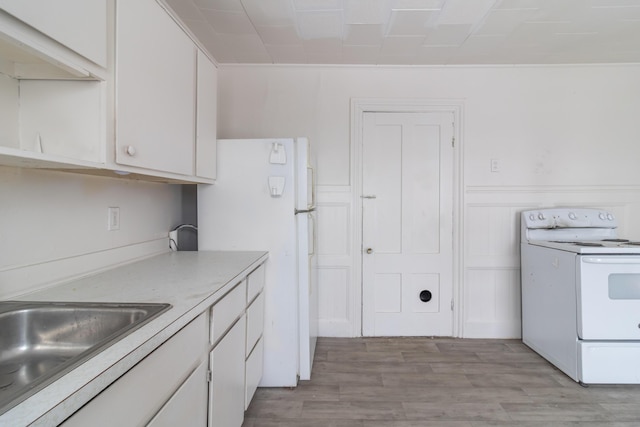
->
[463,320,522,339]
[318,319,356,337]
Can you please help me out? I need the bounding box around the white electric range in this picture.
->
[521,208,640,384]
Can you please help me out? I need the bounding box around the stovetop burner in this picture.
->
[602,239,630,243]
[574,242,605,247]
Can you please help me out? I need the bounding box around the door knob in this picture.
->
[366,248,373,254]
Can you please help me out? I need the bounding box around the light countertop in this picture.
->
[0,250,268,427]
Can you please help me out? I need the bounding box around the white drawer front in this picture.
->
[244,338,263,410]
[62,313,207,426]
[246,292,264,354]
[210,280,247,345]
[147,361,208,427]
[247,264,265,303]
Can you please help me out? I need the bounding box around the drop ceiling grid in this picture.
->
[163,0,640,65]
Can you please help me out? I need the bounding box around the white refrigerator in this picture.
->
[198,137,318,387]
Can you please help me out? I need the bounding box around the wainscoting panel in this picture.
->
[462,186,640,338]
[316,266,351,336]
[314,184,640,339]
[464,268,521,338]
[315,187,356,336]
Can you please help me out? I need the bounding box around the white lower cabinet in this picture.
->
[61,261,266,426]
[61,313,208,427]
[209,314,247,427]
[147,361,208,427]
[245,338,263,410]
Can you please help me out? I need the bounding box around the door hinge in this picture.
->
[451,121,455,147]
[207,369,212,383]
[450,299,454,311]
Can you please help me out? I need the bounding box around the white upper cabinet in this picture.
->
[0,0,107,68]
[115,0,196,177]
[0,0,217,183]
[196,50,217,180]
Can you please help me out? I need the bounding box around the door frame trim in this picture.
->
[350,98,464,337]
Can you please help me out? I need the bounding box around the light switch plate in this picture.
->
[108,207,120,231]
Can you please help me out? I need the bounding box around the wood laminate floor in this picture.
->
[243,337,640,426]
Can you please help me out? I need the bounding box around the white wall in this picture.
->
[218,64,640,338]
[0,166,182,299]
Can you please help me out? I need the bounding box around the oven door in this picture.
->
[578,256,640,340]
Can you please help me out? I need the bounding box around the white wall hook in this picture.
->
[269,142,287,164]
[268,176,285,197]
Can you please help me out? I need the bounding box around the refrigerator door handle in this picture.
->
[295,206,316,215]
[308,166,316,209]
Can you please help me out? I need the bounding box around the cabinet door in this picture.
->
[245,338,263,410]
[116,0,196,176]
[0,0,107,67]
[196,50,217,179]
[61,314,207,427]
[147,361,208,427]
[209,314,246,427]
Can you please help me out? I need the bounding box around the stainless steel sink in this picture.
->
[0,301,171,414]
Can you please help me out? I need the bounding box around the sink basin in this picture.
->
[0,301,171,414]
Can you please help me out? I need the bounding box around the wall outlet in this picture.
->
[490,158,500,173]
[108,207,120,231]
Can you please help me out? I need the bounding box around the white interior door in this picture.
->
[362,111,454,336]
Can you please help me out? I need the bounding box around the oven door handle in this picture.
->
[582,257,640,264]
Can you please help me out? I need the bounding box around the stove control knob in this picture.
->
[538,213,545,220]
[529,214,536,221]
[607,214,614,221]
[568,212,577,220]
[599,213,606,220]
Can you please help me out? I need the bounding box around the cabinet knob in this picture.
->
[125,145,137,156]
[366,248,373,254]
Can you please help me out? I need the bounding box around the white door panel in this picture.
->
[362,111,454,336]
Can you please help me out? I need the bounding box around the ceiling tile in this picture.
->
[194,0,244,11]
[240,0,296,26]
[306,52,345,63]
[256,25,301,45]
[381,35,425,54]
[589,0,640,6]
[417,44,456,63]
[344,24,385,45]
[294,0,344,11]
[437,0,496,24]
[342,44,382,63]
[377,53,420,64]
[223,33,272,62]
[458,34,506,54]
[424,23,471,45]
[297,10,344,39]
[164,0,206,22]
[386,9,439,36]
[493,0,542,9]
[530,0,590,21]
[344,0,390,24]
[391,0,444,10]
[264,44,306,63]
[590,5,640,20]
[475,8,540,35]
[201,10,257,35]
[184,20,238,62]
[303,38,343,54]
[509,21,569,44]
